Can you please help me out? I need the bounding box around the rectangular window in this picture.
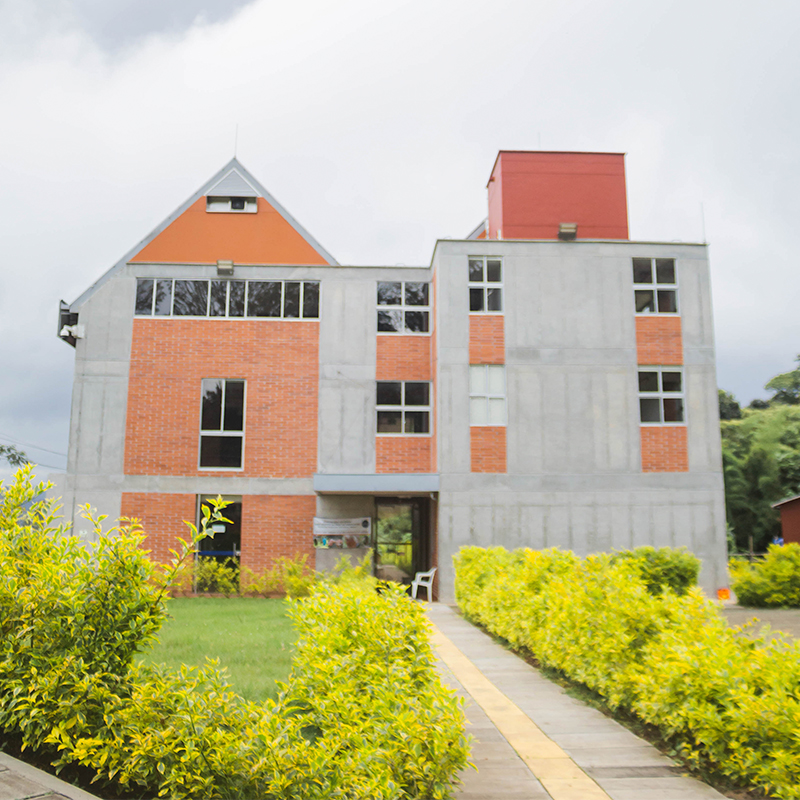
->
[469,365,506,425]
[376,281,430,333]
[376,381,431,434]
[468,256,503,313]
[638,368,685,424]
[134,279,320,319]
[633,258,678,314]
[199,379,245,469]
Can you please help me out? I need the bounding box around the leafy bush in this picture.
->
[610,545,700,595]
[730,543,800,607]
[194,556,239,595]
[0,467,468,799]
[454,544,800,799]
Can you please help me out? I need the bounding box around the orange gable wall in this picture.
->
[131,197,329,265]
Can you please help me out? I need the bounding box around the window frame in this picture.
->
[206,196,258,214]
[468,256,503,315]
[632,257,679,315]
[375,380,433,436]
[638,367,686,426]
[134,278,321,320]
[375,281,432,335]
[469,364,507,426]
[198,379,247,471]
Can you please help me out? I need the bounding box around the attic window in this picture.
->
[206,196,257,214]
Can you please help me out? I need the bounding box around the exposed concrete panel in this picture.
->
[435,487,728,602]
[318,277,376,474]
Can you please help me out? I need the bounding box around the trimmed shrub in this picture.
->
[731,543,800,607]
[454,544,800,799]
[610,545,700,596]
[0,467,469,799]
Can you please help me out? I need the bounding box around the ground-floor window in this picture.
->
[197,495,242,559]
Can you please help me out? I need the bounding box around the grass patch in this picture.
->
[137,597,295,702]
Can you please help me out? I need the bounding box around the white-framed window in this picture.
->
[633,258,678,314]
[376,281,430,333]
[199,379,245,469]
[469,365,506,425]
[206,196,257,213]
[135,279,320,319]
[376,381,431,434]
[638,368,685,424]
[468,256,503,313]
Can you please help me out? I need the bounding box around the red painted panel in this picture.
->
[779,500,800,545]
[487,151,628,240]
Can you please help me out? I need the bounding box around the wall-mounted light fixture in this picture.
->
[217,260,234,276]
[558,223,578,241]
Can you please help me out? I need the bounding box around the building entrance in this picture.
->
[374,497,430,586]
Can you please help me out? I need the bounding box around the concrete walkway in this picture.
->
[0,751,101,800]
[427,604,728,800]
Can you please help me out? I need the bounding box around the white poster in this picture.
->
[313,517,372,548]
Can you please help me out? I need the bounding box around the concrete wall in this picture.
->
[432,239,728,600]
[316,267,432,475]
[53,263,433,533]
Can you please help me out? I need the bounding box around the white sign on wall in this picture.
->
[313,517,372,549]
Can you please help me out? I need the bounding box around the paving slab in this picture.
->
[0,753,101,800]
[722,606,800,639]
[427,603,728,800]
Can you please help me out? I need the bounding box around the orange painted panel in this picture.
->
[636,317,683,365]
[124,319,318,478]
[121,492,196,563]
[469,316,505,364]
[470,426,507,473]
[376,437,434,474]
[240,495,316,573]
[131,197,329,265]
[641,427,688,472]
[376,335,432,380]
[487,151,628,240]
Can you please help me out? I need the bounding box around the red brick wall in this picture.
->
[376,329,435,473]
[125,319,318,478]
[431,273,438,474]
[376,437,434,473]
[120,492,197,562]
[240,495,316,572]
[469,316,505,364]
[636,317,683,365]
[470,427,507,473]
[640,427,688,472]
[376,335,432,380]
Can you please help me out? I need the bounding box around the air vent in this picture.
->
[206,196,257,214]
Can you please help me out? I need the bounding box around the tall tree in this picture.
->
[718,389,742,420]
[765,355,800,405]
[0,445,29,468]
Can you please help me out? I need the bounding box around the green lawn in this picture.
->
[137,598,296,702]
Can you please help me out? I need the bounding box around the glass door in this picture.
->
[374,498,429,585]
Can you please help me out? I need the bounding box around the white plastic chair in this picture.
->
[411,567,437,602]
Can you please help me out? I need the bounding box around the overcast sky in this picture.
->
[1,0,799,481]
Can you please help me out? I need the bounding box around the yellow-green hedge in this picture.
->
[454,545,800,799]
[731,543,800,607]
[0,468,469,799]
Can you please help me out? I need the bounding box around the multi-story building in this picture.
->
[54,150,728,599]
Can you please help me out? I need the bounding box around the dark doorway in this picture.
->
[197,495,242,561]
[374,497,430,586]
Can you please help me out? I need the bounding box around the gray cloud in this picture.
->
[1,0,798,487]
[0,0,258,52]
